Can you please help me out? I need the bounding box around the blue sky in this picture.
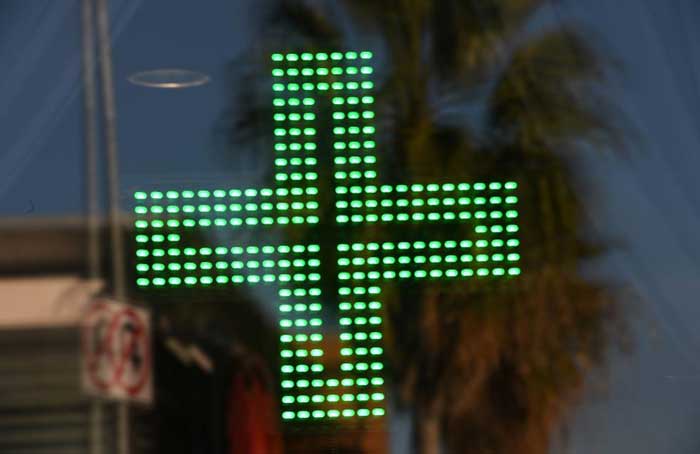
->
[1,1,700,452]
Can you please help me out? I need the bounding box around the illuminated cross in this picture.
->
[132,51,521,422]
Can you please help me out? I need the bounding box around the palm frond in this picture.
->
[266,0,341,47]
[429,0,546,81]
[488,27,619,151]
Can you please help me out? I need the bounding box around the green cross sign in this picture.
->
[132,51,521,422]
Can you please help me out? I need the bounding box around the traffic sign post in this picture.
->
[81,300,153,404]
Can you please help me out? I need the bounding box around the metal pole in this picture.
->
[95,0,125,299]
[83,0,100,278]
[95,0,129,453]
[81,0,104,452]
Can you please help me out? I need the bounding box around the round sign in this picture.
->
[82,302,152,401]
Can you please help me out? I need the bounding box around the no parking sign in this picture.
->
[81,299,153,404]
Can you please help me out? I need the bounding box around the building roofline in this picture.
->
[0,214,134,230]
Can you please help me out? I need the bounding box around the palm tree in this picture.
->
[227,1,626,453]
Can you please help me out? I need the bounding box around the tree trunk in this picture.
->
[415,406,441,454]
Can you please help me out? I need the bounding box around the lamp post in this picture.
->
[81,1,103,453]
[82,0,129,452]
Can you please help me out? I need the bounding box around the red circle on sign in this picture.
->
[83,304,151,397]
[112,308,151,396]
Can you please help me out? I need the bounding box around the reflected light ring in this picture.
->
[128,68,210,89]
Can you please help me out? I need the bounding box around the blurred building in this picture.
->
[0,216,388,454]
[0,216,153,454]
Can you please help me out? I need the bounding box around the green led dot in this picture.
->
[371,408,386,417]
[135,264,149,272]
[361,81,374,90]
